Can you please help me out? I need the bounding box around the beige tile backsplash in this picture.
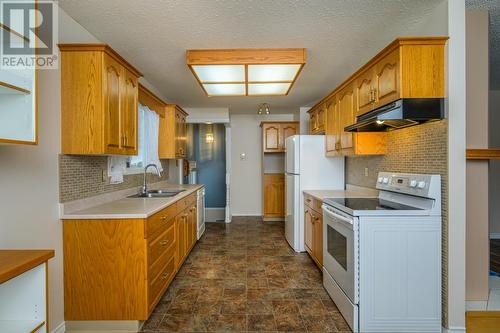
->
[345,119,448,325]
[59,155,170,203]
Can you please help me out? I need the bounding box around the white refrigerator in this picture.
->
[285,135,344,252]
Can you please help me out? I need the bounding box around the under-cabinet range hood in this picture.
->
[345,98,445,132]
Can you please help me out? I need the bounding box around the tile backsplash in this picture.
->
[59,155,169,203]
[345,119,448,325]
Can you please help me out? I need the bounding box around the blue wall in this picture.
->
[186,124,226,208]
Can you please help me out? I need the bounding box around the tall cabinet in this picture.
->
[260,121,299,221]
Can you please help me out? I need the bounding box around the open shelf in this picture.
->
[0,81,31,95]
[0,320,44,333]
[466,149,500,160]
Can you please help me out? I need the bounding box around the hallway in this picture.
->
[141,217,351,332]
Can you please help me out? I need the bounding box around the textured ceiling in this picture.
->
[59,0,446,114]
[466,0,500,90]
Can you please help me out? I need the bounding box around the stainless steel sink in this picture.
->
[127,189,185,198]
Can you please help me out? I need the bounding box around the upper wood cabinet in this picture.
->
[60,44,142,155]
[308,104,326,134]
[319,37,447,157]
[158,105,188,159]
[261,121,299,153]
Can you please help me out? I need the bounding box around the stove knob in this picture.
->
[383,177,389,184]
[410,180,418,188]
[417,181,426,189]
[377,177,383,183]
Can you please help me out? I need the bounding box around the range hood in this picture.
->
[345,98,445,132]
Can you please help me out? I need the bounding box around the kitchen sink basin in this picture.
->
[127,189,185,198]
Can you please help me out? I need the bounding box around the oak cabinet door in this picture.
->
[281,123,298,150]
[313,215,323,267]
[263,174,285,217]
[309,111,317,134]
[103,55,122,153]
[262,124,281,152]
[176,214,187,265]
[317,105,326,133]
[122,70,138,153]
[325,99,339,155]
[375,49,400,108]
[304,208,313,252]
[338,86,355,152]
[356,68,376,116]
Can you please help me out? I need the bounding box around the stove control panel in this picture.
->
[376,172,441,199]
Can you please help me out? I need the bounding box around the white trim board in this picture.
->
[490,233,500,239]
[442,327,466,333]
[51,322,65,333]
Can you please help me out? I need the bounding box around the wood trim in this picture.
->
[0,80,31,94]
[138,83,166,116]
[466,149,500,160]
[308,37,448,110]
[58,44,143,77]
[0,250,54,284]
[186,48,306,65]
[466,311,500,333]
[260,121,299,127]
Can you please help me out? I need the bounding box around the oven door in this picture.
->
[322,204,358,304]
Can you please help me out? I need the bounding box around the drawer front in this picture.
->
[148,224,175,267]
[147,204,177,239]
[149,254,176,309]
[304,194,322,214]
[149,239,175,285]
[176,193,197,214]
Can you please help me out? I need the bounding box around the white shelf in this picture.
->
[0,320,44,333]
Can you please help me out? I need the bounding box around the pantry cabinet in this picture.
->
[60,44,142,155]
[319,37,447,157]
[263,174,285,219]
[304,194,323,268]
[63,191,200,321]
[261,121,299,153]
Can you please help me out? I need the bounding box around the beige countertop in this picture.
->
[304,185,379,201]
[61,184,204,220]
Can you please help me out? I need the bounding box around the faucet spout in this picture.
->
[142,164,162,194]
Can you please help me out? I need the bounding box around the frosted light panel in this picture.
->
[248,64,301,82]
[192,65,245,83]
[203,84,245,96]
[248,83,291,95]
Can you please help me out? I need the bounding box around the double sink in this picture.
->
[128,189,186,199]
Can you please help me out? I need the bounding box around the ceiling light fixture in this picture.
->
[258,103,270,115]
[186,48,306,97]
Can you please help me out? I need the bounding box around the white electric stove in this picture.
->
[322,172,442,333]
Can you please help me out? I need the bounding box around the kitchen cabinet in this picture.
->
[263,174,285,219]
[60,44,142,155]
[304,194,323,268]
[158,104,188,159]
[320,37,447,157]
[308,104,326,134]
[63,191,199,321]
[261,121,299,153]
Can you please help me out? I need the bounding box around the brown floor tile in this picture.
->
[274,313,307,331]
[297,299,327,316]
[271,300,300,314]
[222,299,248,314]
[247,314,277,331]
[246,300,274,314]
[205,314,247,331]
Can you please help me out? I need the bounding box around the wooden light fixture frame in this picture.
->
[186,48,306,97]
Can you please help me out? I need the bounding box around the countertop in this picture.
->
[0,250,54,284]
[304,185,378,201]
[62,184,204,220]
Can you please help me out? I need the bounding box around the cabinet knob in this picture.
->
[161,216,167,221]
[160,240,168,246]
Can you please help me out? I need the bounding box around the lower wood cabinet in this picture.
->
[304,194,323,268]
[263,174,285,220]
[63,192,198,321]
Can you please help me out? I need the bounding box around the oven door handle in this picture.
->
[322,204,354,227]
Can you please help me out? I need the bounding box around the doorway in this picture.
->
[185,123,228,222]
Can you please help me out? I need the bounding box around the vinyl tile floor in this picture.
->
[141,217,351,333]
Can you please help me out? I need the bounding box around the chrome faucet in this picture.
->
[142,164,162,194]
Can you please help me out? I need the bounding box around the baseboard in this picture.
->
[490,233,500,239]
[231,213,262,217]
[205,207,225,222]
[442,327,466,333]
[52,321,66,333]
[65,320,141,333]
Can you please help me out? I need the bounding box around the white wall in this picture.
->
[185,107,230,124]
[0,7,166,332]
[230,113,296,216]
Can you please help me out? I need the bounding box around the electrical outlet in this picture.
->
[364,167,369,177]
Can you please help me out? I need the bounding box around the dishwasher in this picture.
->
[197,187,205,239]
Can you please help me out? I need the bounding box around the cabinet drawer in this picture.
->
[149,238,175,284]
[149,254,176,309]
[176,193,196,213]
[146,204,177,239]
[148,224,175,267]
[304,194,322,214]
